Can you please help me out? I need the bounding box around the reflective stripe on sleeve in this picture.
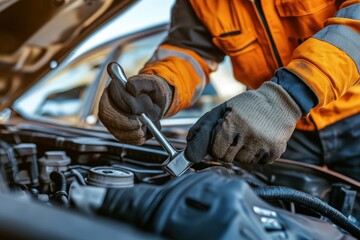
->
[313,24,360,72]
[148,47,212,104]
[335,3,360,20]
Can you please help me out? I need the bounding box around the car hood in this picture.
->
[0,0,135,110]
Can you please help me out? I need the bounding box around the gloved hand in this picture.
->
[185,81,302,164]
[98,64,173,145]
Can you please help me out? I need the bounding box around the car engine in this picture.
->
[0,123,359,239]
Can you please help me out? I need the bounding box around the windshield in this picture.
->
[13,48,110,124]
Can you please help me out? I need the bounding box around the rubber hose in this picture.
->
[254,186,360,238]
[50,171,69,206]
[71,169,86,186]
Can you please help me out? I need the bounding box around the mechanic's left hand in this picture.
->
[98,69,172,145]
[185,81,302,164]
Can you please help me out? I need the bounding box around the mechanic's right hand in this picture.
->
[98,66,173,145]
[185,81,302,165]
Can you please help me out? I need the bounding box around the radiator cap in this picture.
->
[86,166,134,188]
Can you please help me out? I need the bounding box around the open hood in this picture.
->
[0,0,134,110]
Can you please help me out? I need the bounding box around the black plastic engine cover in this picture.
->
[99,171,354,239]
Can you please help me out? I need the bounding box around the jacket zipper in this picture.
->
[253,0,283,67]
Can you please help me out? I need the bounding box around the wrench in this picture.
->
[107,62,193,177]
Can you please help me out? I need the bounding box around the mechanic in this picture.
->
[98,0,360,180]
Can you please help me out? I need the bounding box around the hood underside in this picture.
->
[0,0,134,110]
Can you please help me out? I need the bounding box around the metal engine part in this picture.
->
[86,166,134,188]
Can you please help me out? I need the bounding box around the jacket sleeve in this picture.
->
[139,0,225,116]
[284,1,360,108]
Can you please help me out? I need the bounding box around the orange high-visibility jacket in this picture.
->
[141,0,360,131]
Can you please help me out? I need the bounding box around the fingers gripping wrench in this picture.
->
[107,62,193,177]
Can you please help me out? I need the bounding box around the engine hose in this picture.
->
[253,186,360,238]
[50,171,69,207]
[70,169,86,186]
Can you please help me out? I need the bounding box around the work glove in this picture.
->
[185,81,302,164]
[98,64,173,145]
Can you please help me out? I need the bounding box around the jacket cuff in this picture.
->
[271,68,319,116]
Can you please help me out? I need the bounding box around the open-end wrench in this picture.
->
[107,62,193,177]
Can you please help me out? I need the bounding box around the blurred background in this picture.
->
[12,0,245,126]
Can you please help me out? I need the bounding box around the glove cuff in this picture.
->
[257,81,302,123]
[156,76,174,116]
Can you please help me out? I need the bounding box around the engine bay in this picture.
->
[0,122,359,239]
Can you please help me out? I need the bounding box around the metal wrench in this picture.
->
[107,62,193,177]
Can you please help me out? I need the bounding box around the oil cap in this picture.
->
[86,167,134,188]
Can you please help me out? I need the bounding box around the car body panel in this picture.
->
[0,0,135,109]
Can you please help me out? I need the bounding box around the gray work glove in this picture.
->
[185,81,302,164]
[98,65,173,145]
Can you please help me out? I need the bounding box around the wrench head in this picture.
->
[162,151,193,177]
